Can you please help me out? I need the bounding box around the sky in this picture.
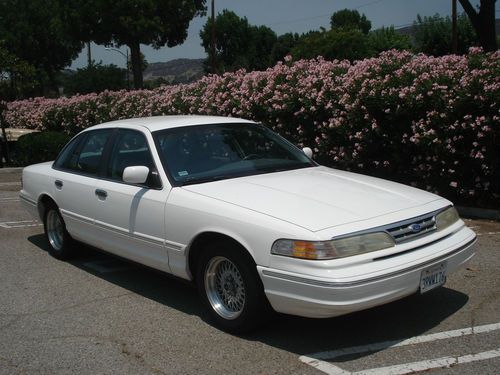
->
[70,0,481,69]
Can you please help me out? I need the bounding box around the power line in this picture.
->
[393,13,475,30]
[269,14,329,26]
[355,0,386,10]
[268,0,386,27]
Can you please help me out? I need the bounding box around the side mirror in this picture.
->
[123,166,150,184]
[302,147,313,159]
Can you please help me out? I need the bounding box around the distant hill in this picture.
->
[143,58,205,84]
[396,18,500,38]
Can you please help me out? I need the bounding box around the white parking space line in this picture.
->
[0,197,20,202]
[353,348,500,375]
[0,182,21,187]
[0,220,42,229]
[299,323,500,375]
[477,232,500,236]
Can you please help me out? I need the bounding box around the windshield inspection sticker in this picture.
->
[178,171,188,176]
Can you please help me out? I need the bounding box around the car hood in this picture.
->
[182,166,442,232]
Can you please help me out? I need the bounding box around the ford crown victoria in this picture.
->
[20,116,476,332]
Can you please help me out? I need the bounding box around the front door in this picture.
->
[92,129,171,272]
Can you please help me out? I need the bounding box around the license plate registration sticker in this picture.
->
[420,261,447,294]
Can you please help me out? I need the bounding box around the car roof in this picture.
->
[85,115,258,132]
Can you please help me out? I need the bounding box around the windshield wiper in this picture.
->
[256,163,312,173]
[181,175,233,186]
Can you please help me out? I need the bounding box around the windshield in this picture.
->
[153,123,315,185]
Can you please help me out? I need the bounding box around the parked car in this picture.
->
[20,116,476,332]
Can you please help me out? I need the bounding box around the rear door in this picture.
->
[52,129,113,243]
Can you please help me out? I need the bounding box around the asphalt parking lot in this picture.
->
[1,169,499,375]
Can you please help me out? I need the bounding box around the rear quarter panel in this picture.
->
[20,162,57,220]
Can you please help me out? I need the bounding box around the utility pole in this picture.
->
[0,101,10,166]
[126,49,130,90]
[87,42,92,68]
[452,0,458,54]
[105,47,130,90]
[210,0,216,74]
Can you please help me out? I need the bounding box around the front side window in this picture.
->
[153,123,314,185]
[55,129,111,175]
[106,129,155,182]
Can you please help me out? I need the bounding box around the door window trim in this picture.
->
[53,127,163,190]
[52,129,114,178]
[99,128,163,190]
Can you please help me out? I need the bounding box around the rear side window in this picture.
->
[53,134,84,169]
[54,129,112,176]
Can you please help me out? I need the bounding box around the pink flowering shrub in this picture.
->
[5,49,499,207]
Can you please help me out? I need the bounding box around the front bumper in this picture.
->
[258,226,476,318]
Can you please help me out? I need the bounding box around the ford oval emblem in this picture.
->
[409,223,421,233]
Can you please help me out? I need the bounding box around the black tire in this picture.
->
[43,203,74,260]
[196,241,272,333]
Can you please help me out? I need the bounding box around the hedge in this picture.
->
[13,131,71,166]
[4,48,499,208]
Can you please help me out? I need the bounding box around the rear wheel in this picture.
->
[43,204,74,260]
[196,241,271,333]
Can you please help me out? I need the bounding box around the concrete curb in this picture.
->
[0,167,23,173]
[456,206,500,221]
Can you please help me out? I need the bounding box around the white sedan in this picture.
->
[20,116,476,332]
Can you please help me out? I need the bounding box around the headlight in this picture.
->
[271,232,394,260]
[436,206,459,231]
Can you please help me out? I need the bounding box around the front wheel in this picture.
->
[43,204,74,260]
[196,242,271,333]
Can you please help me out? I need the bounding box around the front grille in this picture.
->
[385,212,437,243]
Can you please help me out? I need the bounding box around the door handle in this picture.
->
[95,189,108,198]
[54,180,63,189]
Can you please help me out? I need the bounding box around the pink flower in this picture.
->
[4,49,497,205]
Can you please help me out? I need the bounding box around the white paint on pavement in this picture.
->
[477,232,500,236]
[0,220,42,229]
[0,197,20,202]
[353,348,500,375]
[300,323,500,375]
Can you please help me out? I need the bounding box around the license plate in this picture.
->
[420,261,447,294]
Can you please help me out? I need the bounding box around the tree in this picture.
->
[291,29,370,61]
[0,0,83,96]
[200,9,276,72]
[201,10,253,72]
[330,9,372,34]
[367,27,412,55]
[62,63,127,95]
[271,33,300,63]
[458,0,497,51]
[0,44,37,100]
[73,0,206,89]
[248,26,278,71]
[413,14,479,55]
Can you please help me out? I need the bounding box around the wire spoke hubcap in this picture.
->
[46,210,64,251]
[205,256,246,320]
